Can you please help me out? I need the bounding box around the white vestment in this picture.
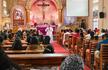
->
[45,27,53,43]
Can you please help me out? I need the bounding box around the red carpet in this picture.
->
[84,65,91,70]
[51,41,69,53]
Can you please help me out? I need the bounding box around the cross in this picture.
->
[37,0,49,22]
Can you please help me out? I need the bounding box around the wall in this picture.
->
[102,0,108,29]
[87,0,108,29]
[98,0,108,29]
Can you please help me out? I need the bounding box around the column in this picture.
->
[87,0,93,29]
[58,9,62,23]
[25,0,31,29]
[26,9,31,29]
[0,0,3,30]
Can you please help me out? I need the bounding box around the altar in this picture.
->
[36,24,57,35]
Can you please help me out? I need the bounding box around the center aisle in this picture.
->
[51,41,69,53]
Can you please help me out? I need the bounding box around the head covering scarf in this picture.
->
[60,54,84,70]
[12,37,22,50]
[43,36,50,45]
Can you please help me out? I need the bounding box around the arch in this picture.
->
[11,5,26,29]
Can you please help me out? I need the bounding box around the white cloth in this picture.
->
[45,27,53,43]
[94,50,100,58]
[98,33,105,37]
[85,34,91,40]
[18,28,22,31]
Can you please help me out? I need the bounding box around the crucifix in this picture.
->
[37,0,49,22]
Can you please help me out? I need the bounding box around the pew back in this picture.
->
[5,50,44,54]
[100,44,108,70]
[2,44,27,50]
[8,54,68,66]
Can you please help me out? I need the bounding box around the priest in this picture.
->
[45,25,53,43]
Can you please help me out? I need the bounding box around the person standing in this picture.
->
[45,25,53,43]
[80,19,86,29]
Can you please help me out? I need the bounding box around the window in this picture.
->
[2,0,9,17]
[93,0,99,29]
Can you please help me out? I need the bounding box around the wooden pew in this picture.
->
[8,54,68,66]
[2,44,28,50]
[81,39,90,62]
[4,40,27,45]
[5,50,44,54]
[100,44,108,70]
[85,40,98,68]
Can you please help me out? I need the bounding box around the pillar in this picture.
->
[87,0,93,29]
[58,9,62,24]
[0,0,3,30]
[26,9,31,29]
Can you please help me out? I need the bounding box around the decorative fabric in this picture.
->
[60,54,84,70]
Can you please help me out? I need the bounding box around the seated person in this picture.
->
[84,29,91,40]
[96,33,108,51]
[30,36,38,44]
[43,44,54,53]
[63,29,71,45]
[72,28,80,46]
[94,35,99,41]
[16,29,22,39]
[43,36,50,45]
[27,36,43,50]
[0,35,21,70]
[26,33,32,45]
[22,30,27,40]
[8,33,14,42]
[60,54,84,70]
[12,37,22,50]
[90,31,95,40]
[98,29,105,38]
[43,36,54,53]
[38,35,44,44]
[2,30,8,40]
[94,33,108,59]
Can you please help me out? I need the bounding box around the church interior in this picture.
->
[0,0,108,70]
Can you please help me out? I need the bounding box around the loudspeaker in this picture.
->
[99,12,104,18]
